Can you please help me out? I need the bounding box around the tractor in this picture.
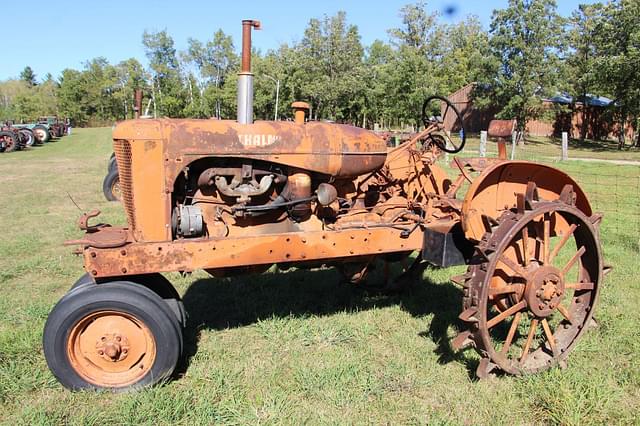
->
[11,122,52,143]
[37,116,67,138]
[0,122,36,152]
[44,20,606,391]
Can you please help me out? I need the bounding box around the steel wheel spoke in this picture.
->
[562,246,586,275]
[556,304,573,324]
[520,318,539,363]
[549,224,577,264]
[500,312,522,356]
[541,319,558,356]
[487,301,526,329]
[566,281,594,291]
[489,284,523,297]
[498,255,528,278]
[543,215,550,265]
[522,226,530,266]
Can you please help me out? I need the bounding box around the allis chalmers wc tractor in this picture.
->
[44,21,605,390]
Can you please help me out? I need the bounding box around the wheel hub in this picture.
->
[96,333,130,362]
[525,265,565,318]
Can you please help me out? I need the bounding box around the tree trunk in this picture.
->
[618,110,626,150]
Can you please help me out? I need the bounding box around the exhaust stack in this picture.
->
[237,20,261,124]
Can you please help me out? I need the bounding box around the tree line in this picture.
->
[0,0,638,145]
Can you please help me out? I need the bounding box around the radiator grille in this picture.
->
[113,140,136,230]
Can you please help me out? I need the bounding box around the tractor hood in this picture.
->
[113,118,387,178]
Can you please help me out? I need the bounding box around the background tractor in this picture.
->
[44,20,606,391]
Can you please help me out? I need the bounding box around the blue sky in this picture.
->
[2,0,599,80]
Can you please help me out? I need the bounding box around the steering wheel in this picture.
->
[421,95,466,154]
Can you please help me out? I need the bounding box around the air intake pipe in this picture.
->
[237,19,261,124]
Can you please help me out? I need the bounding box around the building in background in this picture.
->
[448,83,634,140]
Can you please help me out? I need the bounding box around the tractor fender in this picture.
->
[461,161,592,242]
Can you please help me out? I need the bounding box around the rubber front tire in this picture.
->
[102,168,120,202]
[43,281,182,391]
[19,129,35,147]
[108,153,117,173]
[68,273,187,328]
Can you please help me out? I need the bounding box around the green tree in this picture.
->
[186,30,238,118]
[592,0,640,148]
[114,58,149,119]
[0,80,30,120]
[58,69,89,125]
[440,16,492,94]
[142,30,186,118]
[482,0,565,138]
[387,2,445,127]
[295,12,365,122]
[363,40,396,128]
[566,3,605,141]
[20,66,37,87]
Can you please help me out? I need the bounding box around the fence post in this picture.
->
[480,131,487,157]
[562,132,569,161]
[511,132,517,160]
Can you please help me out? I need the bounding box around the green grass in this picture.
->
[0,129,639,424]
[461,134,640,163]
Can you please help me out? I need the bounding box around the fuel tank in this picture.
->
[113,119,387,178]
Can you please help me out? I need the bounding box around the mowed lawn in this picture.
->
[0,128,639,424]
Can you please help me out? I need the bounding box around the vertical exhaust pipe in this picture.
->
[237,20,261,124]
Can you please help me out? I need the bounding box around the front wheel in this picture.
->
[18,129,35,147]
[103,168,121,202]
[108,153,117,173]
[43,281,182,391]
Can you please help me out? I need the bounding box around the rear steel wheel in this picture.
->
[454,190,603,377]
[0,131,19,153]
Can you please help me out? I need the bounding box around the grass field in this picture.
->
[461,134,640,163]
[1,128,639,424]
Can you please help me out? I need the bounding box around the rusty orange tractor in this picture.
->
[43,20,605,390]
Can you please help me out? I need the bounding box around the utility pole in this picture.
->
[264,74,280,121]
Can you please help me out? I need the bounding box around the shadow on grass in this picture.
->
[175,265,478,380]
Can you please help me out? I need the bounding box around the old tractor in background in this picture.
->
[37,116,68,138]
[0,122,37,152]
[11,122,52,144]
[44,20,606,391]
